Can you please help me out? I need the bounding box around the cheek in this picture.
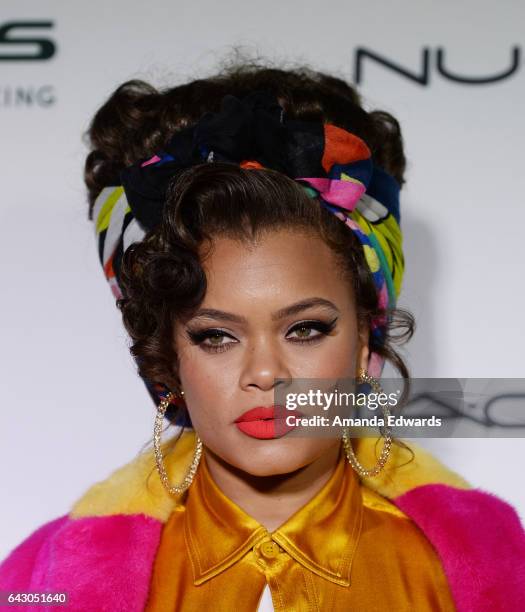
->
[291,327,360,379]
[177,347,239,429]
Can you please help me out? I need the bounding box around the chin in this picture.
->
[227,438,322,477]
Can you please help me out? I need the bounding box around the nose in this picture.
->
[238,335,292,393]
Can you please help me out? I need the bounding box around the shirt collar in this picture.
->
[184,443,363,587]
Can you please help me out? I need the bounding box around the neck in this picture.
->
[203,442,342,532]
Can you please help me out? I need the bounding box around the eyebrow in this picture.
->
[190,298,340,325]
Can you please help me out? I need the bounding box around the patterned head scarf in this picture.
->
[91,90,404,421]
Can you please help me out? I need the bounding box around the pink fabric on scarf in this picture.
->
[141,155,161,167]
[296,177,365,210]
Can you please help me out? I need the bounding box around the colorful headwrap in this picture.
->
[92,90,404,421]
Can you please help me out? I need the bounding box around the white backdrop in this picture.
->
[1,0,524,558]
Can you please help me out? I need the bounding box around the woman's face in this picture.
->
[173,228,370,477]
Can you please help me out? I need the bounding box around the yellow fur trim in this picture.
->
[70,430,196,522]
[354,434,471,498]
[70,430,470,521]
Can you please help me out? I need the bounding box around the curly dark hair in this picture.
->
[83,57,415,427]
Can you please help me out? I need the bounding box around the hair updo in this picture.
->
[83,59,415,425]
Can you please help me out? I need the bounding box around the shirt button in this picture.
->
[260,541,281,559]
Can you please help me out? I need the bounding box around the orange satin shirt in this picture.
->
[145,444,455,611]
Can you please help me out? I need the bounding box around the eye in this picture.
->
[186,328,238,353]
[286,318,338,345]
[185,316,338,354]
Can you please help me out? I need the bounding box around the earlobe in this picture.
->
[357,328,370,373]
[359,345,370,372]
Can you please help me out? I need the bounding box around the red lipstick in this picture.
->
[234,406,302,439]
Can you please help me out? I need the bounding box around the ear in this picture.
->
[357,323,370,373]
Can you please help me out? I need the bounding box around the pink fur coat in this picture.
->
[1,431,524,611]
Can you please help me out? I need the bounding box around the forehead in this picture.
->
[199,229,353,308]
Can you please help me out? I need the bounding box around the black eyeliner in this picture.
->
[186,328,229,345]
[185,316,338,348]
[288,316,338,333]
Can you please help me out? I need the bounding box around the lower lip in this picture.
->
[235,417,300,439]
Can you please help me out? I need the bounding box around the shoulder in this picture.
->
[356,436,525,609]
[0,434,194,602]
[361,482,409,518]
[360,483,443,567]
[359,483,456,610]
[356,435,525,540]
[0,515,69,590]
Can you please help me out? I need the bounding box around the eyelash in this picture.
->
[186,318,338,354]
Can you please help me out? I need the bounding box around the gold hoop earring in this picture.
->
[342,368,392,478]
[153,389,202,495]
